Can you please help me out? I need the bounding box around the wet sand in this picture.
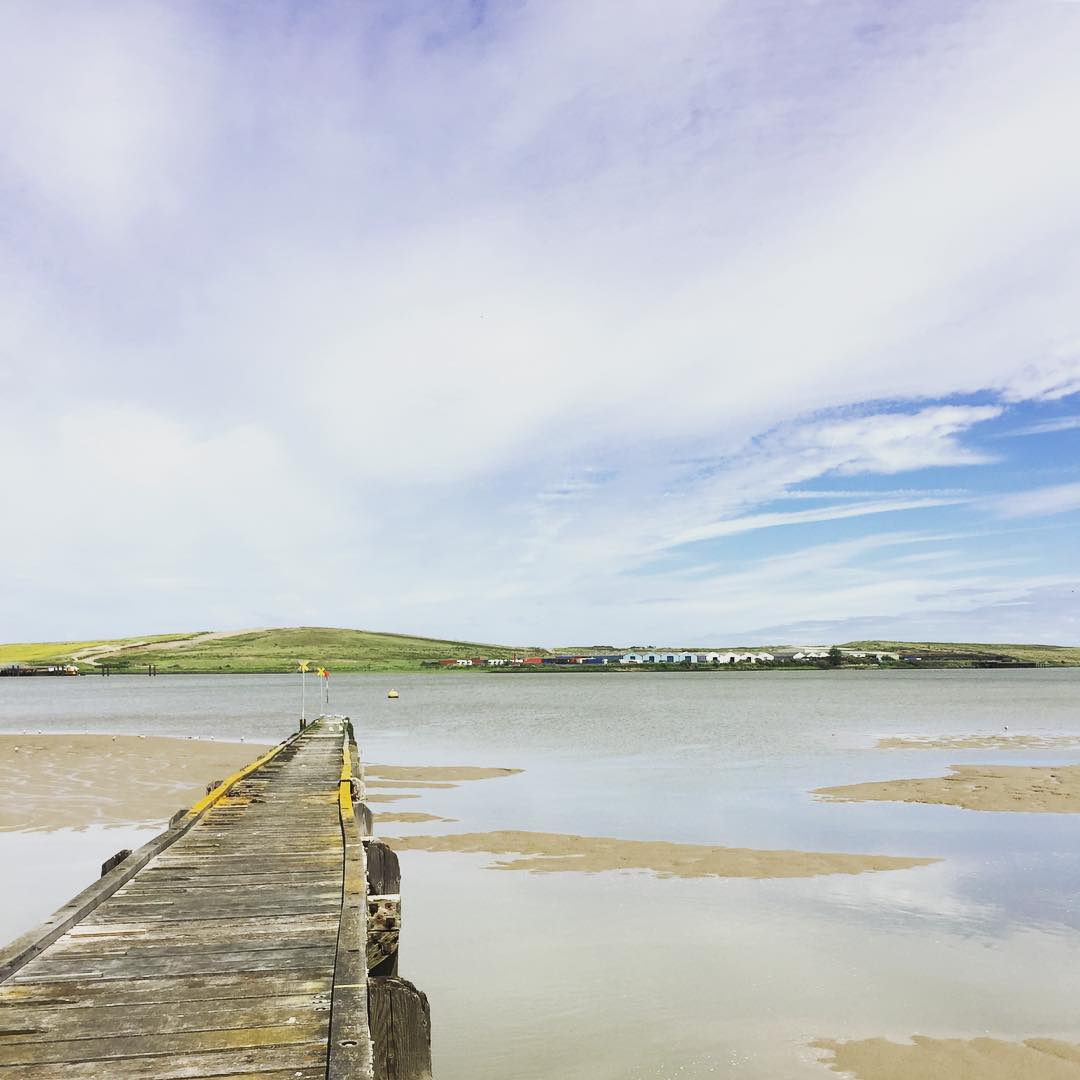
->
[815,764,1080,813]
[814,1035,1080,1078]
[878,735,1080,750]
[367,765,522,782]
[375,811,456,823]
[0,734,269,831]
[367,779,459,789]
[384,830,937,879]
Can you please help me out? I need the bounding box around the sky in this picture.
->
[2,0,1079,648]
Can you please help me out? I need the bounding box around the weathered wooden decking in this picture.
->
[0,716,385,1078]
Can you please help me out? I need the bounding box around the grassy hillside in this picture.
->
[3,630,1077,673]
[45,627,542,674]
[841,640,1080,665]
[0,634,196,666]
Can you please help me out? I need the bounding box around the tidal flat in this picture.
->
[0,733,267,831]
[2,669,1079,1079]
[815,763,1080,813]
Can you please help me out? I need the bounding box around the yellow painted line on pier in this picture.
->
[183,731,301,819]
[339,731,354,822]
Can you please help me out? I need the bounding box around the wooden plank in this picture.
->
[0,1019,326,1066]
[9,946,336,983]
[0,993,329,1041]
[0,1042,329,1078]
[64,914,338,942]
[41,930,340,959]
[0,971,333,1008]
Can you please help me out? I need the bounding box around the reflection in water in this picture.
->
[0,824,161,943]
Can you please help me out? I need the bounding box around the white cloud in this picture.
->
[0,1,213,235]
[667,498,967,546]
[1000,415,1080,437]
[997,347,1080,404]
[995,482,1080,520]
[1,3,1079,642]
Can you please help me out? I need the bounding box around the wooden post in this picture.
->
[100,849,131,877]
[206,779,224,795]
[366,841,401,977]
[355,800,374,838]
[366,840,400,895]
[367,894,400,973]
[368,977,432,1080]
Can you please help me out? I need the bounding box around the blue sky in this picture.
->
[1,0,1078,646]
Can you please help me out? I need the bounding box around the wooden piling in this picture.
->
[356,800,375,837]
[100,848,131,877]
[369,977,433,1080]
[367,840,401,896]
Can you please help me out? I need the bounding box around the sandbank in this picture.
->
[814,1035,1080,1079]
[384,830,937,879]
[877,734,1080,750]
[366,779,458,789]
[0,734,269,832]
[366,765,522,782]
[815,764,1080,813]
[375,811,455,823]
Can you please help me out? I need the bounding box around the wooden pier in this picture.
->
[0,716,431,1079]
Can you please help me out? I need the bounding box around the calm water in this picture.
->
[2,669,1079,1077]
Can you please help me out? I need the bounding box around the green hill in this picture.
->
[2,630,1077,673]
[0,633,198,667]
[0,627,542,674]
[841,640,1080,665]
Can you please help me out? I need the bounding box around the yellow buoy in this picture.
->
[387,689,399,699]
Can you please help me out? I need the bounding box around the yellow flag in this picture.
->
[297,660,310,673]
[316,666,327,678]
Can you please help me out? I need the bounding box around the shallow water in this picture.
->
[2,669,1079,1077]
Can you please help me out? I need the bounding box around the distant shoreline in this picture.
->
[3,627,1077,675]
[2,663,1075,677]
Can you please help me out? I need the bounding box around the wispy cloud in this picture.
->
[666,498,967,547]
[995,482,1080,519]
[1000,415,1080,437]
